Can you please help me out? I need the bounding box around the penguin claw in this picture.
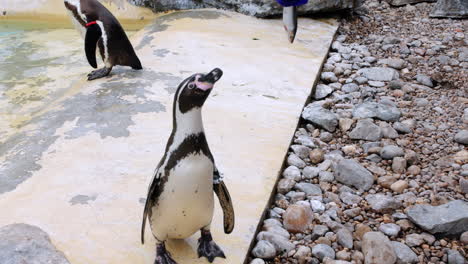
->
[87,67,112,81]
[155,244,177,264]
[197,231,226,263]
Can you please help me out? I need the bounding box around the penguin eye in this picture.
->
[188,83,196,89]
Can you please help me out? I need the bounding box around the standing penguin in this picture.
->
[276,0,309,43]
[141,68,235,264]
[64,0,142,80]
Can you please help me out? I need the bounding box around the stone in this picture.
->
[378,58,406,70]
[252,240,277,259]
[362,232,397,264]
[379,223,401,237]
[430,0,468,18]
[393,122,412,134]
[342,83,359,93]
[407,200,468,235]
[390,180,408,193]
[378,176,398,189]
[319,171,335,182]
[294,245,311,259]
[334,159,374,191]
[415,74,434,88]
[340,192,362,205]
[310,200,326,213]
[288,154,306,169]
[336,250,351,261]
[447,250,466,264]
[407,165,421,175]
[303,166,320,179]
[295,135,316,148]
[295,182,322,196]
[354,224,372,240]
[405,234,424,247]
[316,84,334,99]
[461,231,468,244]
[283,166,302,181]
[312,225,329,239]
[310,149,325,164]
[303,104,339,132]
[366,194,401,213]
[322,72,339,83]
[278,179,296,194]
[0,224,70,264]
[250,259,266,264]
[291,145,311,160]
[392,157,407,174]
[349,119,383,141]
[454,130,468,145]
[320,132,334,143]
[339,118,354,132]
[336,228,354,249]
[380,145,405,159]
[386,0,436,6]
[257,231,295,253]
[460,178,468,194]
[380,122,399,139]
[358,67,399,82]
[283,204,314,233]
[353,102,401,122]
[391,241,418,263]
[131,0,363,17]
[312,244,336,261]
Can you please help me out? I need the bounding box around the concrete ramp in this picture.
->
[0,10,338,264]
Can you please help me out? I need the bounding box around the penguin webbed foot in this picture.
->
[197,230,226,263]
[155,243,177,264]
[87,67,112,81]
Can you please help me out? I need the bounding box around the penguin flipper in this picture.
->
[213,169,235,234]
[85,23,102,69]
[141,171,163,244]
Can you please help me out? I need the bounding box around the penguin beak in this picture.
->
[196,68,223,91]
[283,6,298,44]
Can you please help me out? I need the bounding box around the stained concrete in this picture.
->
[0,9,338,264]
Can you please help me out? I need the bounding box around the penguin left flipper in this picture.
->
[213,168,235,234]
[141,170,163,244]
[85,21,102,69]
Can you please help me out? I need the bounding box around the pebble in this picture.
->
[390,180,408,193]
[393,122,412,134]
[283,204,314,233]
[293,245,311,260]
[310,149,325,164]
[312,244,336,261]
[252,240,277,259]
[447,250,465,264]
[407,165,421,175]
[250,259,266,264]
[302,104,339,132]
[321,72,339,83]
[288,154,306,169]
[379,223,401,237]
[391,241,419,263]
[310,200,326,213]
[461,231,468,244]
[416,74,434,87]
[358,67,399,81]
[283,166,301,181]
[362,232,397,264]
[366,194,402,213]
[334,159,374,191]
[405,234,424,247]
[349,119,383,141]
[336,228,354,249]
[295,182,322,196]
[392,157,407,174]
[315,84,334,99]
[380,145,405,159]
[454,130,468,145]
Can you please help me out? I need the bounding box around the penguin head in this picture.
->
[177,68,223,113]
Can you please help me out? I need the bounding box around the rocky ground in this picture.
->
[249,1,467,264]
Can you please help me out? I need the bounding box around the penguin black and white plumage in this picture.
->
[64,0,142,80]
[276,0,309,43]
[141,68,235,264]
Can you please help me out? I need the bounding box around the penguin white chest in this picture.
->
[150,153,215,240]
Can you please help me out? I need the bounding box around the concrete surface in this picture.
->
[0,9,338,264]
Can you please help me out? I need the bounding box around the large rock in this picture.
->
[430,0,468,18]
[349,119,383,141]
[353,102,401,122]
[302,104,339,132]
[406,200,468,235]
[129,0,363,17]
[362,232,397,264]
[334,159,374,191]
[0,224,70,264]
[391,241,418,264]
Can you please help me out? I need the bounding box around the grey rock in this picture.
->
[303,166,320,179]
[319,171,335,182]
[336,229,354,249]
[368,81,386,87]
[378,58,406,70]
[349,119,383,141]
[430,0,468,18]
[250,259,266,264]
[252,240,277,259]
[407,200,468,235]
[283,166,302,181]
[257,231,295,253]
[302,105,339,132]
[405,234,424,247]
[386,0,436,6]
[291,145,311,160]
[357,67,399,81]
[461,231,468,244]
[362,142,382,153]
[380,145,405,159]
[391,241,418,264]
[316,84,334,99]
[295,183,322,196]
[278,179,296,194]
[366,154,382,163]
[130,0,363,17]
[310,200,326,213]
[393,122,412,134]
[353,102,401,121]
[366,194,402,213]
[312,244,336,261]
[294,245,312,259]
[322,72,338,83]
[342,83,359,93]
[380,122,399,139]
[416,74,434,87]
[295,135,316,148]
[447,250,466,264]
[0,224,70,264]
[392,157,407,174]
[334,159,374,191]
[454,130,468,145]
[379,223,401,237]
[288,154,306,169]
[362,232,397,264]
[312,225,329,239]
[339,192,362,205]
[320,132,334,143]
[389,80,404,90]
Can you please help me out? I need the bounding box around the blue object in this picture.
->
[276,0,308,7]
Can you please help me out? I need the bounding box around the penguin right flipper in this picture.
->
[141,170,163,244]
[85,22,102,69]
[213,168,235,234]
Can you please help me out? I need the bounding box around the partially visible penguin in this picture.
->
[64,0,142,80]
[141,68,235,264]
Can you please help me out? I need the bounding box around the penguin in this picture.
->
[141,68,235,264]
[276,0,309,43]
[64,0,142,80]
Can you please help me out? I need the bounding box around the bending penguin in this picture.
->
[276,0,309,43]
[64,0,142,80]
[141,68,235,264]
